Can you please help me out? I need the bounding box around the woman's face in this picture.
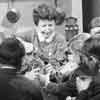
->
[36,19,55,41]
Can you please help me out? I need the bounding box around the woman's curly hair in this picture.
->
[33,4,65,25]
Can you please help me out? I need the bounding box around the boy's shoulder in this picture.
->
[9,75,38,93]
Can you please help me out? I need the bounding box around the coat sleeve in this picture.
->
[44,79,77,97]
[90,82,100,100]
[76,90,89,100]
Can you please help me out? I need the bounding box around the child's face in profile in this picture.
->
[76,75,92,92]
[36,19,55,42]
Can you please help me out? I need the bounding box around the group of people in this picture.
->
[0,3,100,100]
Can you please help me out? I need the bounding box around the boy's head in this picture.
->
[90,17,100,35]
[76,35,100,77]
[0,38,25,71]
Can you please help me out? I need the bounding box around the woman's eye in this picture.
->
[48,24,53,27]
[79,76,88,80]
[41,25,46,27]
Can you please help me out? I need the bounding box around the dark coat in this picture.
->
[44,73,100,100]
[0,68,43,100]
[44,76,77,100]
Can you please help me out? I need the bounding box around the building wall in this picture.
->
[0,1,8,25]
[0,0,82,36]
[72,0,83,32]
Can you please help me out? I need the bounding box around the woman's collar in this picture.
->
[37,32,56,43]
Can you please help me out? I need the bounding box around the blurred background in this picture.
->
[0,0,82,38]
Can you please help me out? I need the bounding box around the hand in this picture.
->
[50,71,63,82]
[37,73,50,86]
[24,68,40,80]
[44,64,54,74]
[66,96,76,100]
[60,62,79,75]
[76,76,92,93]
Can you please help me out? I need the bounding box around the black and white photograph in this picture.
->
[0,0,100,100]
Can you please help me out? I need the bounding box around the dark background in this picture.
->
[82,0,100,32]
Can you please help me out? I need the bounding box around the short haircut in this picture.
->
[0,38,25,71]
[33,4,65,25]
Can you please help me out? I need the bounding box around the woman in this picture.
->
[24,4,66,100]
[32,4,66,74]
